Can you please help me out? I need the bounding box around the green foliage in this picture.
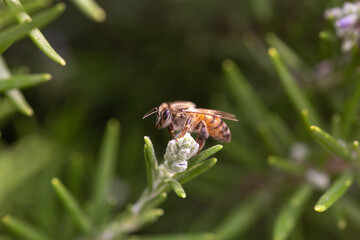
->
[0,3,65,55]
[268,47,320,125]
[273,184,313,240]
[2,120,218,239]
[266,32,313,79]
[4,0,66,65]
[314,171,354,212]
[2,1,360,240]
[129,232,215,240]
[166,179,186,198]
[69,0,106,22]
[93,136,219,239]
[51,178,91,235]
[144,136,158,191]
[267,156,305,175]
[0,73,51,91]
[223,58,292,154]
[309,125,352,162]
[1,215,50,240]
[0,134,53,206]
[89,119,119,224]
[214,190,269,239]
[0,56,33,116]
[175,157,217,185]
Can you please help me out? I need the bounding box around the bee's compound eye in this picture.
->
[162,110,170,120]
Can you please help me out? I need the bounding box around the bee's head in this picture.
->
[142,102,172,129]
[155,108,172,129]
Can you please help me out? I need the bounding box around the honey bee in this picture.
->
[142,101,238,151]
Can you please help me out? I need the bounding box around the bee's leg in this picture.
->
[177,116,193,139]
[195,120,209,152]
[168,122,175,139]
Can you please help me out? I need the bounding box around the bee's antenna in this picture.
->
[142,107,158,119]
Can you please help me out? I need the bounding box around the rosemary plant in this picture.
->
[2,121,221,239]
[2,1,360,240]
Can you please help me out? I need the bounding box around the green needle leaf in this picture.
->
[0,0,51,29]
[273,183,313,240]
[309,125,352,162]
[99,208,164,239]
[0,97,17,120]
[222,59,292,148]
[144,144,153,191]
[131,232,215,240]
[331,113,341,138]
[242,31,273,75]
[0,73,51,92]
[222,59,269,124]
[4,0,66,65]
[319,30,336,42]
[144,137,158,169]
[90,119,120,224]
[175,158,217,185]
[144,206,165,216]
[188,144,222,168]
[314,171,354,212]
[0,56,33,116]
[267,156,305,175]
[166,179,186,198]
[258,121,285,154]
[70,0,106,22]
[51,178,91,234]
[339,197,360,228]
[301,109,311,130]
[266,32,313,79]
[6,90,33,116]
[268,48,320,126]
[215,190,268,239]
[1,215,50,240]
[67,152,85,198]
[0,135,53,206]
[340,76,360,139]
[140,193,167,212]
[0,3,65,55]
[353,141,360,162]
[144,136,158,191]
[133,208,165,230]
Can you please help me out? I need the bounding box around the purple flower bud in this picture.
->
[335,14,358,29]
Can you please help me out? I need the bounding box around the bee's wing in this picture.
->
[185,108,238,121]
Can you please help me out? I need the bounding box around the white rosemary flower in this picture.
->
[289,142,309,163]
[325,2,360,52]
[305,169,330,190]
[163,133,199,173]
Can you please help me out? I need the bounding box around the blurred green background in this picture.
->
[2,0,359,239]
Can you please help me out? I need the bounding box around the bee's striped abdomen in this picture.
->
[205,115,231,143]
